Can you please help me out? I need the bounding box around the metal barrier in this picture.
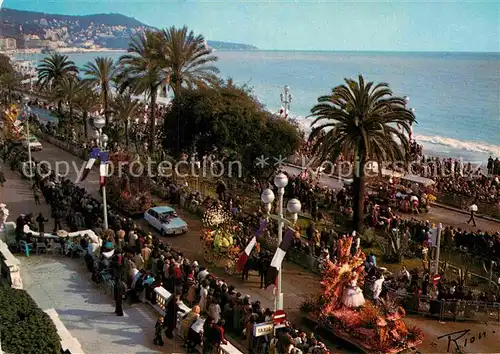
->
[436,192,500,220]
[439,300,500,323]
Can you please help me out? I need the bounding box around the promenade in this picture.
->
[2,162,184,354]
[4,141,500,353]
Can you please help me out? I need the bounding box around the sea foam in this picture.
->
[291,115,500,158]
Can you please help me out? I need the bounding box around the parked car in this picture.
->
[144,206,188,236]
[22,136,43,151]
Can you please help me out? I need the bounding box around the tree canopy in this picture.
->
[0,284,61,354]
[309,75,415,231]
[163,82,302,179]
[0,53,14,76]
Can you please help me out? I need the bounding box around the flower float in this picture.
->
[303,236,423,353]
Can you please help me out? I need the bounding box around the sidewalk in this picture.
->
[1,162,185,353]
[20,256,185,354]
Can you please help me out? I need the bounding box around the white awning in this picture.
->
[401,174,435,186]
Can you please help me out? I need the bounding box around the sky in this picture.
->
[1,0,499,52]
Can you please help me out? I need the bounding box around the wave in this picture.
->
[286,115,500,157]
[413,135,500,157]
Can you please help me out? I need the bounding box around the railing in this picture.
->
[45,308,84,354]
[149,287,243,354]
[435,192,500,220]
[439,299,500,323]
[0,238,23,289]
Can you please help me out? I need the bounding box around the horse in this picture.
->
[242,252,272,288]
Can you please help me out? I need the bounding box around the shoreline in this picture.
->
[7,48,125,55]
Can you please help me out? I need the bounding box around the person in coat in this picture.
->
[164,294,185,338]
[114,279,126,316]
[36,212,48,237]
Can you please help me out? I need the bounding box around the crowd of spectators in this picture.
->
[6,142,332,354]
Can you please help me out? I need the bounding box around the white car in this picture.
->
[144,206,188,236]
[23,136,43,151]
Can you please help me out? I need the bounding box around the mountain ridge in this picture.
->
[0,8,258,50]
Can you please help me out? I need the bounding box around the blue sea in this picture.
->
[16,50,500,162]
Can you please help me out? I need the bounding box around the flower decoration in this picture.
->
[202,205,232,228]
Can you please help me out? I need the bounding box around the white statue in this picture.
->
[341,272,366,308]
[0,203,9,230]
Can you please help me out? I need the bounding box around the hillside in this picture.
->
[0,8,257,50]
[0,8,145,28]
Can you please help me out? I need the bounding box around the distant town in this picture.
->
[0,8,258,52]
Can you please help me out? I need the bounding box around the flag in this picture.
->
[99,151,109,187]
[80,148,100,182]
[265,228,295,289]
[236,220,268,272]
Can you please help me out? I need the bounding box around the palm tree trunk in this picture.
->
[83,111,88,139]
[58,101,63,116]
[352,145,366,232]
[125,118,129,148]
[69,106,74,139]
[149,87,157,153]
[103,85,109,125]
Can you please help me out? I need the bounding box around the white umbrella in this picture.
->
[57,230,69,238]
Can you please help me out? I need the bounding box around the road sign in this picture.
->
[272,310,287,324]
[253,322,274,337]
[433,274,441,284]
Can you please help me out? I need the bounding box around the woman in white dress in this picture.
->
[341,272,365,308]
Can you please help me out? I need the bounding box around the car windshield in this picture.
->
[29,137,38,142]
[159,211,177,220]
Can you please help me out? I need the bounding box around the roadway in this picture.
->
[282,163,499,232]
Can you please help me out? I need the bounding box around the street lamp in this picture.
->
[22,96,33,182]
[261,172,301,311]
[93,114,109,230]
[280,85,292,119]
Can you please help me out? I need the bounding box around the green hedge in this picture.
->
[0,284,61,354]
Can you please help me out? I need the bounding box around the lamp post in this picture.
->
[280,85,292,119]
[22,96,33,182]
[434,223,443,275]
[93,115,109,230]
[261,172,301,311]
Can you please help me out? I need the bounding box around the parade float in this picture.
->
[302,236,423,354]
[2,105,26,144]
[107,151,151,216]
[200,205,241,275]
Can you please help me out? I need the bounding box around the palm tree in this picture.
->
[83,57,116,125]
[37,54,78,113]
[161,26,220,96]
[74,85,99,139]
[51,76,82,134]
[0,72,18,105]
[111,93,140,148]
[309,75,416,231]
[118,30,169,151]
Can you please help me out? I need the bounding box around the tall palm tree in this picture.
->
[51,76,82,134]
[37,54,78,114]
[74,85,99,139]
[111,92,140,148]
[118,30,169,151]
[83,57,116,125]
[161,26,220,97]
[309,75,416,231]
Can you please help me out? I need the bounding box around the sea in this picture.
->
[15,50,500,163]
